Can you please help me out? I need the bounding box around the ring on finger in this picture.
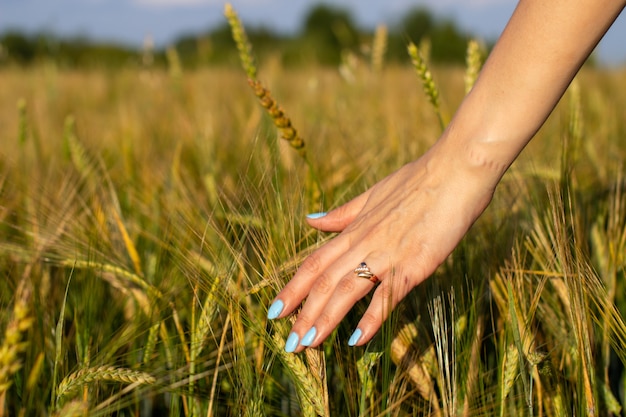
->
[354,262,380,284]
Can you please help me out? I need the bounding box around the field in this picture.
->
[1,35,626,416]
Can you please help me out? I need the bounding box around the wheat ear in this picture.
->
[390,322,440,411]
[272,333,325,416]
[408,41,445,132]
[56,366,156,402]
[0,278,33,393]
[371,24,388,73]
[464,39,485,94]
[224,3,257,81]
[248,79,306,157]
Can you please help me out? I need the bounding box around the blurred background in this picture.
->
[1,0,625,69]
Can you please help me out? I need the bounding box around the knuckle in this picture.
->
[295,313,315,329]
[300,252,323,275]
[316,311,333,328]
[312,272,334,295]
[281,283,298,300]
[336,276,356,295]
[360,311,380,328]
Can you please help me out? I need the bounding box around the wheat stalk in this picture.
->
[271,333,324,416]
[17,99,28,145]
[166,46,183,82]
[0,279,33,395]
[304,347,329,416]
[248,79,306,158]
[56,365,156,402]
[408,41,445,132]
[224,3,257,81]
[51,400,88,417]
[464,39,484,94]
[390,322,440,413]
[356,350,383,413]
[429,293,457,417]
[142,322,161,366]
[371,24,388,73]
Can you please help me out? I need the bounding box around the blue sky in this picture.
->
[2,0,625,65]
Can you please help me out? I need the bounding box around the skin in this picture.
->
[270,0,626,353]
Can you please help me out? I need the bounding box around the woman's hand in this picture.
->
[266,0,624,353]
[267,138,498,352]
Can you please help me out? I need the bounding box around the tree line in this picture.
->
[0,4,478,69]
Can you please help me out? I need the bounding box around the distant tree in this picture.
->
[0,31,37,64]
[296,4,360,65]
[430,20,470,63]
[400,8,435,43]
[387,7,469,64]
[0,3,475,69]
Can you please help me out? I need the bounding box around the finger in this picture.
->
[267,235,350,320]
[288,266,371,353]
[347,269,416,347]
[306,190,371,232]
[297,258,387,349]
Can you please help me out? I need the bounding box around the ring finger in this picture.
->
[289,257,387,352]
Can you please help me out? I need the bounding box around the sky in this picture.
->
[1,0,625,65]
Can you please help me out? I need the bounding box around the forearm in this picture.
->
[443,0,625,183]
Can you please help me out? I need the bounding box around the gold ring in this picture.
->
[354,262,379,284]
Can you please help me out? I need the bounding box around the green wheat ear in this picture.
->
[224,3,258,81]
[17,99,28,145]
[408,41,445,132]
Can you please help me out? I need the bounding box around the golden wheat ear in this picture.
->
[464,39,485,94]
[248,79,306,157]
[0,279,33,394]
[224,3,307,159]
[371,24,388,73]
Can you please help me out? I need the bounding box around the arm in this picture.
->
[270,0,626,352]
[450,0,624,181]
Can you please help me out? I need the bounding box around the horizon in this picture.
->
[2,0,625,65]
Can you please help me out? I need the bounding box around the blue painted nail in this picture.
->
[348,328,362,346]
[300,327,317,347]
[284,332,300,353]
[267,300,284,320]
[306,212,327,219]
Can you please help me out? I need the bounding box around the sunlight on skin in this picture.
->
[268,0,626,353]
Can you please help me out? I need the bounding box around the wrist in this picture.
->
[435,94,532,191]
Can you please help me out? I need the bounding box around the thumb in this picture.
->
[306,190,371,232]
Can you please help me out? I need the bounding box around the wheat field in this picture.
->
[1,17,626,416]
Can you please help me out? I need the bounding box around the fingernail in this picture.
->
[348,328,362,346]
[284,332,300,353]
[306,212,327,219]
[267,300,284,320]
[300,327,317,347]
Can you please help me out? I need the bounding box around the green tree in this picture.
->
[0,31,37,64]
[297,4,360,65]
[387,7,469,64]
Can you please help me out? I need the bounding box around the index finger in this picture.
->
[267,235,350,320]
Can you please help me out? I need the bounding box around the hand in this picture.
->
[266,0,624,354]
[268,138,499,353]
